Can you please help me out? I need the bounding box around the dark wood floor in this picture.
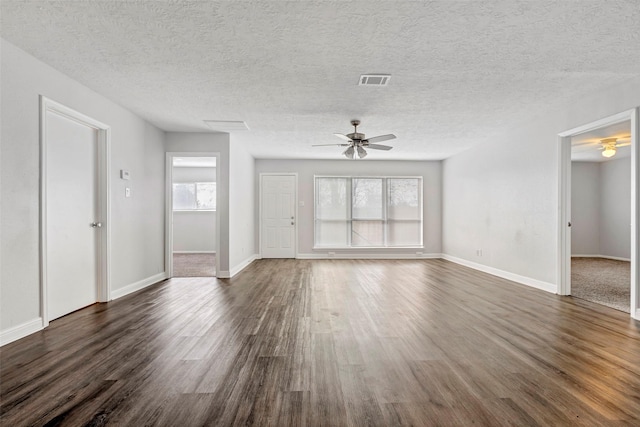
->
[2,259,640,426]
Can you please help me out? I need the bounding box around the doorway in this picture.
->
[40,97,110,325]
[260,174,297,258]
[570,120,631,312]
[558,108,639,319]
[166,153,219,277]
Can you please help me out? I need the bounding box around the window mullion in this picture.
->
[383,178,388,247]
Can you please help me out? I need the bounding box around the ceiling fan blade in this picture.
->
[312,143,350,147]
[366,143,393,151]
[334,133,353,142]
[616,142,632,147]
[366,134,396,143]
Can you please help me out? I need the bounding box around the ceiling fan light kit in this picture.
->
[313,119,396,159]
[601,137,618,158]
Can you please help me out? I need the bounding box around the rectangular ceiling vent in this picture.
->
[204,120,250,132]
[359,74,391,86]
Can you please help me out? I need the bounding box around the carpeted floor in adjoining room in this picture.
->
[173,253,216,277]
[571,257,630,313]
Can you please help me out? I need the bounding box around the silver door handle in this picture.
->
[90,222,102,228]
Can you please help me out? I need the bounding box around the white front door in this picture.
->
[261,175,296,258]
[46,109,99,320]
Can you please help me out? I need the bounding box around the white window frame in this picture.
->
[313,175,424,249]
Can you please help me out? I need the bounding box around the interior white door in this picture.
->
[46,110,99,320]
[261,175,296,258]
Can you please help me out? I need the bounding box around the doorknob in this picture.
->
[568,221,571,227]
[90,222,102,228]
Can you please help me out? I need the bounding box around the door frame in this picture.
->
[40,96,111,327]
[558,107,639,319]
[259,173,298,258]
[165,152,220,277]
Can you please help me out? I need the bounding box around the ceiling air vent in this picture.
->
[204,120,250,132]
[359,74,391,86]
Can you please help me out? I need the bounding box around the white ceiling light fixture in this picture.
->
[601,137,618,158]
[343,146,355,159]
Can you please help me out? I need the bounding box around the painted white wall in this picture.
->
[229,141,256,271]
[600,157,631,259]
[254,160,442,257]
[172,211,217,252]
[172,166,216,253]
[1,39,166,335]
[442,74,640,290]
[165,133,230,273]
[571,162,601,255]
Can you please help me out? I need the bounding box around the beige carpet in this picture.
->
[571,257,630,313]
[173,253,216,277]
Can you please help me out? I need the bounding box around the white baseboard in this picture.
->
[221,254,258,278]
[111,272,167,300]
[173,251,216,254]
[0,317,44,347]
[634,308,640,321]
[572,254,631,262]
[442,254,557,294]
[296,252,442,260]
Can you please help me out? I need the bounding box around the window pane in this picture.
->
[315,220,348,246]
[196,182,216,209]
[388,178,420,219]
[173,183,196,209]
[387,220,422,246]
[352,178,383,219]
[352,220,384,246]
[317,178,348,219]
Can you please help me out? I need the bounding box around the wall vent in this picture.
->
[359,74,391,86]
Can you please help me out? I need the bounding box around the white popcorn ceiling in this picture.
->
[1,1,639,160]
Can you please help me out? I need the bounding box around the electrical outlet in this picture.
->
[328,251,335,257]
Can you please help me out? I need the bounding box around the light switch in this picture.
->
[125,187,131,198]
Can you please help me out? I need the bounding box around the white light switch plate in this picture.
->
[125,187,131,198]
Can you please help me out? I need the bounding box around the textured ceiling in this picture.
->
[2,1,639,160]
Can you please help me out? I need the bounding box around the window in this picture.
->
[173,182,216,210]
[315,176,422,247]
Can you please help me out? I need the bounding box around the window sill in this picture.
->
[313,246,424,250]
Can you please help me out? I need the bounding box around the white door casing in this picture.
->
[40,97,110,325]
[558,108,639,319]
[261,174,297,258]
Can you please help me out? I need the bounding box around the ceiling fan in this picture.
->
[573,136,631,158]
[312,120,396,159]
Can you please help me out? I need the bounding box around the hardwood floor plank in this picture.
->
[2,259,639,426]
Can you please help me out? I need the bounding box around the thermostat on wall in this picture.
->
[120,170,130,180]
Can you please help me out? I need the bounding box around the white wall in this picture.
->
[571,159,631,259]
[442,74,640,292]
[165,133,230,274]
[600,157,631,259]
[229,142,256,272]
[172,211,217,252]
[571,162,601,255]
[1,39,166,339]
[254,160,442,257]
[172,166,216,253]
